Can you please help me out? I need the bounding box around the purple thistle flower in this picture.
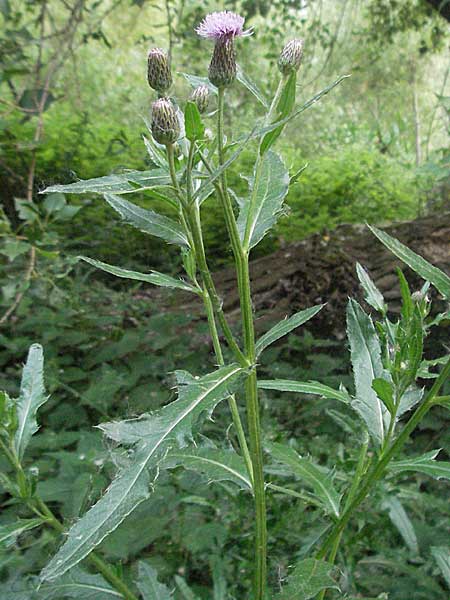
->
[195,11,253,40]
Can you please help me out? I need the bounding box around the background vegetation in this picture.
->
[0,0,449,598]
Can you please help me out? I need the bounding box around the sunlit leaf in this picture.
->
[347,299,388,446]
[267,443,341,516]
[255,305,324,356]
[356,263,386,314]
[276,558,338,599]
[382,496,419,554]
[14,344,48,460]
[80,257,199,294]
[238,150,289,250]
[103,193,188,246]
[388,449,450,480]
[41,364,243,581]
[42,169,171,195]
[369,225,450,299]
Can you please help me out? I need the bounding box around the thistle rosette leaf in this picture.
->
[147,48,172,95]
[151,98,180,146]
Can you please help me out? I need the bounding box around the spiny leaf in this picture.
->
[388,449,450,480]
[267,443,341,516]
[41,364,243,581]
[162,447,252,491]
[136,562,173,600]
[39,567,122,599]
[14,344,48,460]
[347,299,388,446]
[104,193,188,246]
[238,150,289,250]
[80,257,199,294]
[255,305,324,356]
[356,263,386,314]
[236,64,268,108]
[382,496,419,554]
[431,546,450,589]
[369,225,450,299]
[42,169,170,195]
[276,558,338,599]
[260,70,297,155]
[258,379,349,403]
[0,518,43,548]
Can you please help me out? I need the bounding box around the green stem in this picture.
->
[317,357,450,560]
[0,445,138,600]
[166,144,247,367]
[217,86,267,599]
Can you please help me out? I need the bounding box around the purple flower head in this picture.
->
[196,11,253,40]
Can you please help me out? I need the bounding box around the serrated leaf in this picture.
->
[347,299,388,446]
[162,447,252,490]
[276,558,338,599]
[0,518,43,548]
[356,263,386,314]
[136,562,172,599]
[267,443,341,516]
[103,193,188,246]
[431,546,450,588]
[41,364,243,581]
[184,101,205,142]
[260,71,296,155]
[382,496,418,554]
[258,379,349,403]
[255,305,324,356]
[14,344,48,459]
[369,225,450,299]
[39,567,122,599]
[236,64,268,108]
[238,150,289,250]
[389,449,450,480]
[42,169,170,195]
[80,257,199,294]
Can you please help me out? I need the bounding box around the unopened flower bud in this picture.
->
[278,39,304,76]
[147,48,172,94]
[209,38,236,88]
[411,291,429,304]
[151,98,180,145]
[190,85,210,113]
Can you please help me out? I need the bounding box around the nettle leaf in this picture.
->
[369,225,450,299]
[431,546,450,589]
[184,101,205,142]
[14,344,48,459]
[267,443,341,517]
[388,449,450,480]
[236,64,268,108]
[162,447,252,491]
[382,496,419,554]
[238,150,289,250]
[80,257,199,294]
[356,263,386,314]
[41,364,243,581]
[0,518,43,548]
[258,379,349,404]
[39,567,122,599]
[42,169,170,195]
[347,299,388,446]
[255,305,324,356]
[136,562,173,600]
[104,193,188,246]
[276,558,338,599]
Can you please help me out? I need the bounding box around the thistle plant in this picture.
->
[1,10,449,600]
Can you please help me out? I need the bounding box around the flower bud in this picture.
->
[209,38,236,88]
[278,39,304,76]
[147,48,172,94]
[151,98,180,145]
[190,85,210,113]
